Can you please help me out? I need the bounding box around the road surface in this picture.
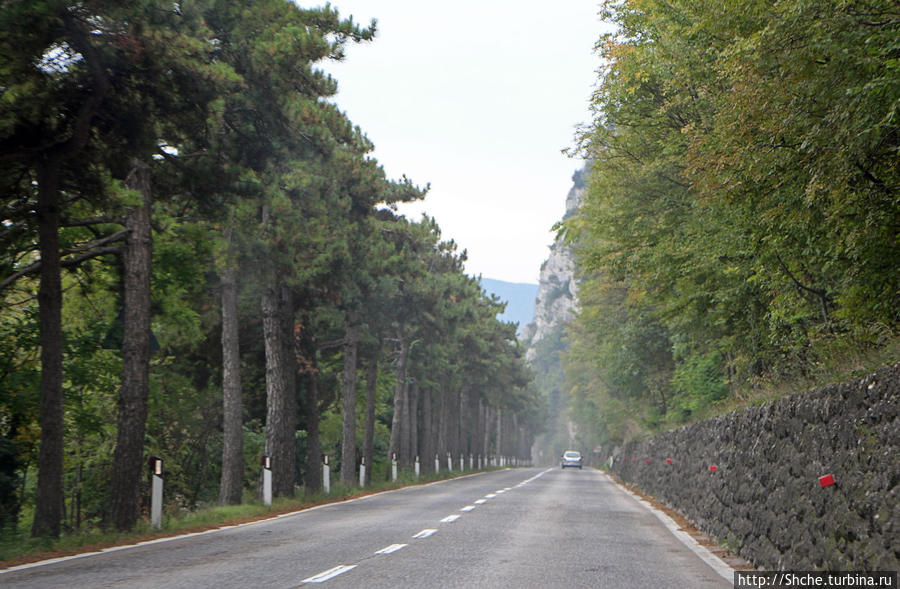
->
[2,467,732,588]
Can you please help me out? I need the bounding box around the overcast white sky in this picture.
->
[319,1,606,284]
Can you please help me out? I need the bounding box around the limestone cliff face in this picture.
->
[522,167,585,360]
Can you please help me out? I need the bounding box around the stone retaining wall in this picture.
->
[611,364,899,570]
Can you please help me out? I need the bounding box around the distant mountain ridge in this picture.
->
[480,278,538,334]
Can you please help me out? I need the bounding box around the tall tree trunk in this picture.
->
[456,389,464,457]
[474,397,487,464]
[437,378,447,460]
[472,395,482,462]
[420,383,433,473]
[304,368,322,493]
[408,378,418,467]
[301,316,321,492]
[512,414,519,460]
[261,277,293,497]
[484,404,492,460]
[459,391,476,456]
[363,357,377,485]
[218,236,243,505]
[31,161,64,538]
[340,320,359,485]
[388,333,409,464]
[458,389,468,458]
[483,401,490,462]
[497,407,503,456]
[279,283,297,497]
[260,281,281,486]
[108,159,153,531]
[29,33,110,535]
[398,370,411,466]
[448,388,460,459]
[497,407,506,456]
[0,430,22,532]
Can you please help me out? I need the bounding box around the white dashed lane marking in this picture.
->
[374,544,407,555]
[302,469,555,584]
[302,565,357,583]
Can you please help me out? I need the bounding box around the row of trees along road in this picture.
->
[563,0,899,449]
[0,1,540,539]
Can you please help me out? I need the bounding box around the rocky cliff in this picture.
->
[522,166,584,360]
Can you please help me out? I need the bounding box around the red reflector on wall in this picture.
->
[819,474,835,488]
[709,465,717,473]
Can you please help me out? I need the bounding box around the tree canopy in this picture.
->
[0,0,541,539]
[564,0,899,449]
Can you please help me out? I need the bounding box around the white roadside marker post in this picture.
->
[459,454,464,472]
[262,454,272,507]
[447,452,452,472]
[149,456,163,530]
[359,456,366,488]
[391,452,398,482]
[435,453,440,474]
[322,454,330,495]
[414,455,420,478]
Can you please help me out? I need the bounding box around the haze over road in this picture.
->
[3,468,731,588]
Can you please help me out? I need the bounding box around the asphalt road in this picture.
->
[2,467,732,588]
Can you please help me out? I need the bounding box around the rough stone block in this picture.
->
[612,363,900,570]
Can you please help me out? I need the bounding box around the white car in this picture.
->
[561,450,583,469]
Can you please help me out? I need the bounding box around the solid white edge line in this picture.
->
[1,468,515,574]
[0,525,245,574]
[598,471,736,582]
[302,564,357,583]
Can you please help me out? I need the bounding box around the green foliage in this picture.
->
[671,350,729,419]
[564,0,899,446]
[0,0,540,541]
[529,323,572,461]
